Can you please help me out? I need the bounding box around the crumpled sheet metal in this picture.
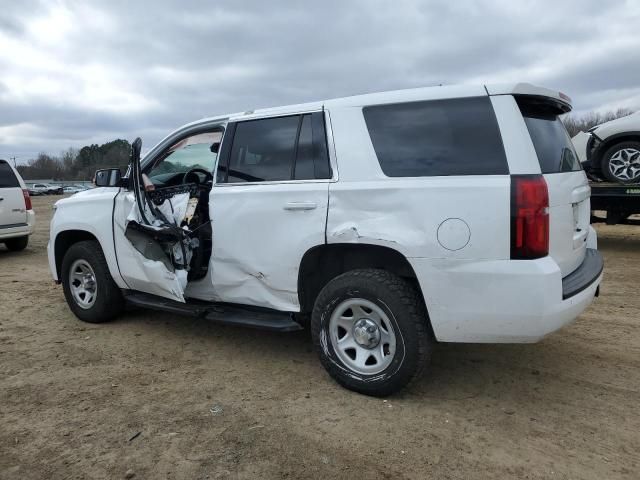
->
[124,192,193,301]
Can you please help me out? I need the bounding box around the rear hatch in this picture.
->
[0,160,27,227]
[517,97,590,276]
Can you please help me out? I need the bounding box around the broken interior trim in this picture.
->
[122,137,215,301]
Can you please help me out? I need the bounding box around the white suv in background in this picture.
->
[572,111,640,183]
[0,160,35,251]
[48,83,603,396]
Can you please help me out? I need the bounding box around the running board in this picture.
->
[124,292,303,332]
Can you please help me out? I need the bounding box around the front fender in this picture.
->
[48,187,126,288]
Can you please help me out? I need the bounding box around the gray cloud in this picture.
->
[1,0,639,163]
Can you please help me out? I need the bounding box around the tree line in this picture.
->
[16,139,131,181]
[562,108,634,137]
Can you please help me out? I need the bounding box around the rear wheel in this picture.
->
[601,141,640,184]
[311,269,432,396]
[4,236,29,251]
[61,240,124,323]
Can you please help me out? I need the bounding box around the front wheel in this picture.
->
[601,141,640,184]
[311,269,432,396]
[61,240,124,323]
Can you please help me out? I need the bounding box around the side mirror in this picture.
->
[94,168,122,187]
[210,141,220,154]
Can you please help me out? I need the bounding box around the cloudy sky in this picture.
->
[1,0,639,163]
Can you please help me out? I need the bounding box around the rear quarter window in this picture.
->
[0,161,20,188]
[363,96,508,177]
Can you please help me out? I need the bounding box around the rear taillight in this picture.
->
[511,175,549,259]
[22,189,32,210]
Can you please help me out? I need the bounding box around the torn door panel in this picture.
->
[120,191,194,302]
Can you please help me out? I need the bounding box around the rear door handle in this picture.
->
[283,201,317,211]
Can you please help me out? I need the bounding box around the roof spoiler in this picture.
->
[486,83,572,113]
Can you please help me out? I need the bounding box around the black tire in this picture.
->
[4,236,29,251]
[311,269,432,396]
[61,240,124,323]
[601,141,640,184]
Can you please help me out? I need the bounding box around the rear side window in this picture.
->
[518,100,581,173]
[294,114,314,179]
[223,113,331,183]
[0,161,20,188]
[363,97,508,177]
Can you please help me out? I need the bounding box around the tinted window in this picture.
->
[223,113,331,183]
[520,106,581,173]
[311,112,332,179]
[0,161,20,188]
[363,97,508,177]
[294,114,314,180]
[228,116,299,182]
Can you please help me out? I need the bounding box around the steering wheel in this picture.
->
[182,168,213,185]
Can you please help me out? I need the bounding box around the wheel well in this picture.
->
[594,133,640,164]
[54,230,99,281]
[298,243,423,314]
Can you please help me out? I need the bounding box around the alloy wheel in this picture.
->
[608,148,640,182]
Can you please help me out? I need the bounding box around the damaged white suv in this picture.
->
[49,84,603,396]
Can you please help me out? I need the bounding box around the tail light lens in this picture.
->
[511,175,549,259]
[22,189,32,210]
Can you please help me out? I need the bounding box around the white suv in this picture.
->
[48,83,603,396]
[1,159,35,251]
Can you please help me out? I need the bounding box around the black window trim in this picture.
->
[215,110,335,186]
[290,114,305,181]
[311,111,332,180]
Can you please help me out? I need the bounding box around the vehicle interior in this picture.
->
[127,129,223,282]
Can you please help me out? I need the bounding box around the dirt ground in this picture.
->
[1,195,639,480]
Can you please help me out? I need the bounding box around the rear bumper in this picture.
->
[0,210,35,240]
[562,249,603,299]
[410,249,603,343]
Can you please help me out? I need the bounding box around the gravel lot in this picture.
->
[1,194,639,479]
